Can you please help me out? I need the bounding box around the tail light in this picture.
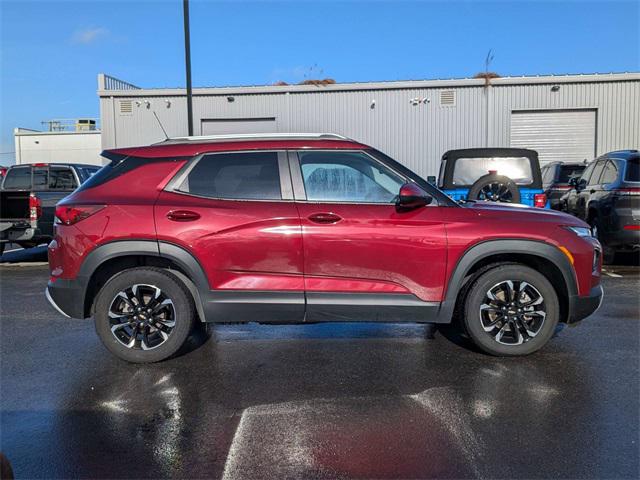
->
[55,205,104,226]
[0,167,7,177]
[534,193,547,208]
[623,225,640,231]
[29,194,42,221]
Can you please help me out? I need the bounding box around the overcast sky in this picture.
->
[1,0,638,164]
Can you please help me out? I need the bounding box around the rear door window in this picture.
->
[599,161,619,185]
[588,160,606,186]
[625,158,639,182]
[2,167,31,190]
[49,167,77,190]
[178,152,282,200]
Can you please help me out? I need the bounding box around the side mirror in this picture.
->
[568,177,578,187]
[427,175,436,185]
[396,183,432,210]
[576,178,587,191]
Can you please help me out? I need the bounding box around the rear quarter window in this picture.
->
[625,158,639,182]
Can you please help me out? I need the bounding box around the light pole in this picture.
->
[183,0,194,136]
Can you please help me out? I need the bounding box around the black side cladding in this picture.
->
[74,153,190,192]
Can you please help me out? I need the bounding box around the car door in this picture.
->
[289,149,447,322]
[154,150,305,322]
[567,161,595,216]
[577,160,606,220]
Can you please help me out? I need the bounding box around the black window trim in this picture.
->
[288,149,432,206]
[165,150,293,202]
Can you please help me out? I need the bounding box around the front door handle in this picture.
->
[308,212,342,224]
[166,210,201,222]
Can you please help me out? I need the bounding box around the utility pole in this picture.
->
[484,49,494,147]
[183,0,194,136]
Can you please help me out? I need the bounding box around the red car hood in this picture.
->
[468,201,589,227]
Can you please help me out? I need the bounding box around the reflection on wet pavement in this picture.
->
[1,267,639,478]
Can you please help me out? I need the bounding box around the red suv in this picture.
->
[46,134,603,362]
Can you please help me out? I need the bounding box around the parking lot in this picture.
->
[0,248,637,479]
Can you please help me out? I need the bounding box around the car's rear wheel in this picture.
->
[463,264,559,356]
[94,267,195,363]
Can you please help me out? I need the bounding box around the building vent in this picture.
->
[119,100,133,115]
[440,90,456,107]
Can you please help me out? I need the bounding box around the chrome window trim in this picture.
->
[164,150,294,202]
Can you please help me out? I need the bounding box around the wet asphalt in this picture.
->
[0,249,639,479]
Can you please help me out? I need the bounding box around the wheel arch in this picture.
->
[79,240,209,320]
[438,239,577,324]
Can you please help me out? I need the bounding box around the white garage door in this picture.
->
[201,117,277,135]
[510,110,596,165]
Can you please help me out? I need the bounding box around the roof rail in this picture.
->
[155,132,352,145]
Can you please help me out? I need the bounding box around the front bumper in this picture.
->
[567,284,604,324]
[46,278,86,319]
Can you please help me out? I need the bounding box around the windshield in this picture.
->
[452,157,533,186]
[558,165,586,183]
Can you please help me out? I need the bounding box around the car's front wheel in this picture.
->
[463,264,559,356]
[94,267,195,363]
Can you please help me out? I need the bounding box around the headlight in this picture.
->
[564,226,593,237]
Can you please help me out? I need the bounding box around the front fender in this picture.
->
[436,239,577,323]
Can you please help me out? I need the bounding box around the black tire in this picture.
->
[467,173,521,204]
[589,217,616,265]
[463,264,559,356]
[94,267,195,363]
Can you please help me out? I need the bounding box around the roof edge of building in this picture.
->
[97,72,640,97]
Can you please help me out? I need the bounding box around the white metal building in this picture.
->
[14,127,103,166]
[98,73,640,178]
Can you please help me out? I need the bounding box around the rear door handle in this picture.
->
[166,210,201,222]
[308,212,342,224]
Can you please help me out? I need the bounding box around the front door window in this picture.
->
[298,151,405,203]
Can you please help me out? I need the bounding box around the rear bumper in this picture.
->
[46,278,86,319]
[603,228,640,249]
[567,284,603,325]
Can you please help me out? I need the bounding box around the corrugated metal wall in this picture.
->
[100,78,640,178]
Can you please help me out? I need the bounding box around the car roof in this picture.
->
[103,133,369,159]
[606,150,639,161]
[7,163,99,168]
[442,147,538,160]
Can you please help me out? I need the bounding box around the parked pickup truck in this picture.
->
[0,163,100,256]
